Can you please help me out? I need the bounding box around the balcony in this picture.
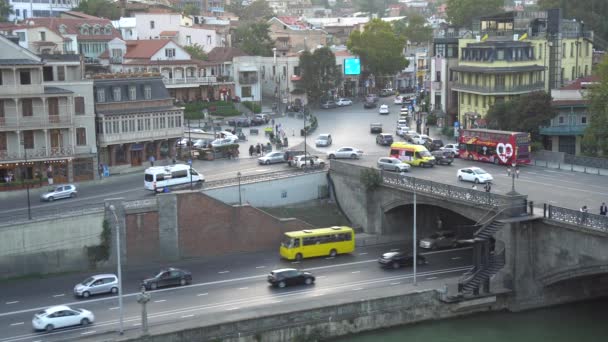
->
[97,127,183,145]
[540,124,587,136]
[162,76,220,88]
[0,147,74,162]
[110,56,123,64]
[0,115,73,131]
[238,75,258,85]
[451,81,545,95]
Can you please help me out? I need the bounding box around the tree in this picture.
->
[446,0,504,28]
[538,0,608,48]
[486,91,556,142]
[232,22,274,57]
[354,0,398,18]
[183,44,208,61]
[182,4,200,16]
[347,19,409,81]
[393,14,433,44]
[581,56,608,156]
[225,0,274,22]
[0,1,14,22]
[74,0,120,20]
[299,47,342,103]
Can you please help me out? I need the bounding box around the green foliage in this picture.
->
[182,3,200,16]
[442,126,455,138]
[393,15,433,44]
[486,91,556,141]
[226,0,274,22]
[86,219,112,267]
[446,0,504,28]
[304,115,318,134]
[347,19,409,78]
[530,141,544,152]
[538,0,608,46]
[242,101,261,114]
[232,22,275,57]
[582,56,608,156]
[426,113,437,126]
[0,1,14,22]
[360,168,382,191]
[183,44,208,61]
[75,0,120,20]
[184,101,240,120]
[299,47,342,103]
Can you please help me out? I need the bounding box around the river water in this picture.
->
[332,298,608,341]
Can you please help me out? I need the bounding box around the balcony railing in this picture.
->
[539,124,587,136]
[162,76,219,85]
[0,147,74,162]
[110,57,123,64]
[0,115,73,130]
[239,76,258,85]
[451,81,545,94]
[97,127,183,145]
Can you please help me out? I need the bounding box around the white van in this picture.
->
[144,164,204,192]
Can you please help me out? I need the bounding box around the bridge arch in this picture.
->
[539,264,608,286]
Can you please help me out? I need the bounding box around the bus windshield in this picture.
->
[419,150,431,157]
[144,174,154,182]
[281,236,297,248]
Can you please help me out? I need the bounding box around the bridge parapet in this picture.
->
[544,204,608,233]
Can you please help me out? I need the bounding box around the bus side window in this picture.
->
[344,233,352,241]
[390,149,398,156]
[415,152,421,159]
[405,150,414,157]
[157,174,165,181]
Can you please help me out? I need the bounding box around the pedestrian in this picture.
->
[515,166,520,178]
[484,182,491,193]
[249,145,254,157]
[172,157,176,165]
[600,202,608,216]
[256,144,261,156]
[275,124,279,133]
[506,166,511,177]
[580,205,589,224]
[149,155,155,167]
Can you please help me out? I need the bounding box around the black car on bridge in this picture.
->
[141,267,192,290]
[378,251,427,269]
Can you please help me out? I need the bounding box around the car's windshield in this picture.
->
[318,136,328,141]
[474,169,487,175]
[420,151,431,157]
[81,277,95,286]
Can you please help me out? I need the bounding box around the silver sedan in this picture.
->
[258,152,286,165]
[377,157,411,172]
[40,184,77,202]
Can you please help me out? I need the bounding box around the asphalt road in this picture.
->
[0,243,472,342]
[1,95,605,219]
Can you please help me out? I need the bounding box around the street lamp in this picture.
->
[508,146,520,195]
[108,205,124,335]
[413,185,418,286]
[188,121,193,190]
[237,171,242,205]
[20,137,32,220]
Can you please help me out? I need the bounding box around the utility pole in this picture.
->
[109,205,124,335]
[413,186,417,286]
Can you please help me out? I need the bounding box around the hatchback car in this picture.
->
[441,144,459,156]
[258,151,286,165]
[431,150,454,165]
[141,267,192,290]
[267,268,315,288]
[32,305,94,332]
[328,147,364,159]
[376,133,394,146]
[320,100,338,109]
[40,184,77,202]
[419,230,459,250]
[74,274,118,298]
[377,157,411,172]
[293,155,326,168]
[457,167,493,184]
[378,104,390,115]
[429,139,444,151]
[378,251,427,269]
[363,100,377,109]
[370,123,383,133]
[336,98,353,106]
[315,133,333,147]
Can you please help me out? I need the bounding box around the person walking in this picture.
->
[249,145,254,157]
[580,205,589,224]
[600,202,607,216]
[256,144,261,156]
[484,182,491,193]
[149,155,155,167]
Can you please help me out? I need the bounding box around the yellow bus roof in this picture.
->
[285,226,354,238]
[390,142,429,151]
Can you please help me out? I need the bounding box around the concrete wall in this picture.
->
[203,172,328,207]
[0,211,104,279]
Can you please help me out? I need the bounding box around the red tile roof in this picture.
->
[159,31,179,36]
[123,40,172,59]
[22,17,121,41]
[276,16,309,30]
[560,76,600,90]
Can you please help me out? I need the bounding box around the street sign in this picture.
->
[454,127,459,137]
[454,121,460,128]
[187,159,192,165]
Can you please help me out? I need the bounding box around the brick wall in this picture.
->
[125,211,160,264]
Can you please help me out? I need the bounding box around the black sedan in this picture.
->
[378,251,427,269]
[364,101,377,109]
[267,268,315,288]
[141,267,192,290]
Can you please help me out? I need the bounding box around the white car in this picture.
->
[441,144,459,157]
[218,131,238,139]
[410,134,427,145]
[211,137,236,147]
[457,167,494,184]
[293,155,326,168]
[336,98,353,106]
[394,96,403,105]
[315,133,333,147]
[377,157,411,172]
[32,305,95,332]
[396,125,410,137]
[328,147,364,159]
[379,104,390,115]
[176,138,190,147]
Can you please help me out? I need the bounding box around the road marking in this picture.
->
[5,301,18,305]
[226,307,240,311]
[133,323,141,327]
[316,276,327,279]
[52,294,64,298]
[451,257,462,260]
[291,261,300,264]
[10,322,24,326]
[218,270,230,274]
[255,266,266,269]
[197,293,208,297]
[358,252,368,255]
[352,287,364,291]
[312,293,325,297]
[181,314,194,318]
[390,282,401,285]
[81,331,96,335]
[351,271,360,274]
[238,287,249,290]
[268,300,283,304]
[426,277,438,280]
[109,307,120,310]
[390,248,399,251]
[255,169,267,172]
[325,257,335,260]
[154,300,166,303]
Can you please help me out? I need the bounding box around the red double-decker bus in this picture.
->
[458,128,531,165]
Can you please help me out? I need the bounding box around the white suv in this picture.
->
[294,155,326,168]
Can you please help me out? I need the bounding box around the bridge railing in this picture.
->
[544,204,608,233]
[203,166,327,190]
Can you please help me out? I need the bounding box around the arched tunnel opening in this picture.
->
[383,204,478,246]
[545,272,608,300]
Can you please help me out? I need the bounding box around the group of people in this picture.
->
[581,202,608,215]
[3,172,14,184]
[471,182,492,192]
[249,143,272,157]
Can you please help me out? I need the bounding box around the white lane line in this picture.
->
[197,293,208,297]
[181,314,194,318]
[10,322,24,326]
[133,323,141,327]
[451,257,462,260]
[254,169,267,172]
[316,276,327,279]
[351,271,360,274]
[108,307,120,310]
[5,301,18,305]
[291,261,300,264]
[52,294,65,298]
[352,287,364,291]
[238,287,249,290]
[390,282,401,285]
[218,271,230,274]
[226,307,240,311]
[154,300,166,303]
[255,266,266,269]
[426,277,438,280]
[325,257,335,260]
[358,252,368,255]
[81,331,96,335]
[268,300,283,304]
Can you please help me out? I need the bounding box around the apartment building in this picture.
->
[268,17,327,56]
[0,34,97,185]
[134,13,220,52]
[8,0,80,21]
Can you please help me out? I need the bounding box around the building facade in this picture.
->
[268,17,327,56]
[134,13,221,52]
[93,75,183,174]
[8,0,79,21]
[0,35,97,186]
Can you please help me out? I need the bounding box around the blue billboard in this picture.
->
[344,58,361,75]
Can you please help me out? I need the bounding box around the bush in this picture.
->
[426,113,437,126]
[184,101,240,119]
[360,168,382,191]
[530,141,544,152]
[242,101,261,114]
[441,126,455,137]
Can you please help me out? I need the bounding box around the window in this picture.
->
[75,97,85,115]
[186,35,191,45]
[562,43,566,57]
[584,65,588,76]
[581,116,587,124]
[571,66,575,80]
[129,86,136,100]
[137,118,143,131]
[22,131,35,149]
[207,35,211,44]
[144,86,152,99]
[48,98,59,116]
[558,116,564,124]
[129,119,135,132]
[467,94,471,105]
[76,128,86,146]
[570,42,574,57]
[21,99,33,117]
[113,120,119,133]
[176,116,181,128]
[145,118,151,130]
[460,93,464,104]
[97,89,105,102]
[57,66,65,81]
[160,117,165,128]
[241,86,252,97]
[104,121,111,134]
[122,120,127,132]
[113,87,121,101]
[43,66,54,81]
[40,31,46,41]
[20,70,31,85]
[474,94,478,106]
[0,132,6,151]
[168,116,174,128]
[150,21,155,29]
[0,99,4,117]
[165,48,176,58]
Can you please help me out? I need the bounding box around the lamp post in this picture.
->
[413,185,417,286]
[303,109,308,159]
[237,171,242,205]
[108,205,124,335]
[188,120,193,190]
[508,146,519,195]
[21,137,32,220]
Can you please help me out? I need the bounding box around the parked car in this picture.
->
[211,138,236,148]
[364,100,377,109]
[315,133,333,147]
[410,134,429,145]
[267,268,315,288]
[394,96,403,105]
[176,138,191,147]
[258,151,286,165]
[32,305,95,332]
[327,147,364,159]
[378,104,390,115]
[377,157,411,172]
[376,133,394,146]
[431,150,455,165]
[257,113,271,123]
[293,155,326,168]
[379,89,393,97]
[378,251,427,269]
[40,184,77,202]
[400,107,410,117]
[320,100,338,109]
[457,167,493,184]
[227,117,251,127]
[284,150,311,166]
[370,123,383,134]
[141,267,192,290]
[73,274,118,298]
[419,230,459,250]
[441,143,459,156]
[396,125,410,137]
[251,115,266,126]
[366,94,379,102]
[336,98,353,106]
[193,139,210,148]
[428,139,445,151]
